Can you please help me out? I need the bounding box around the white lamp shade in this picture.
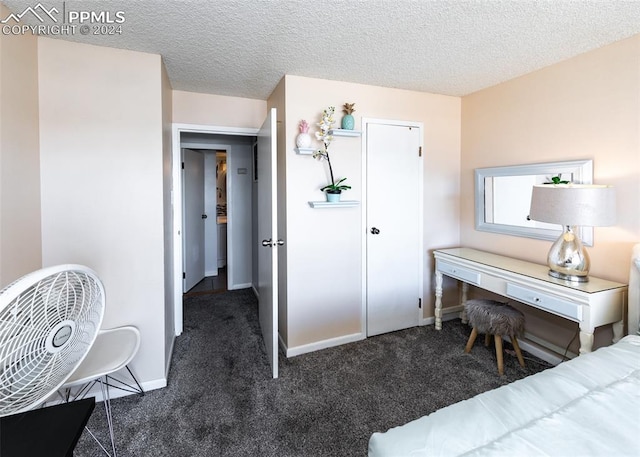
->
[529,184,616,227]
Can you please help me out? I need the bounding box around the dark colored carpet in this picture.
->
[73,289,552,456]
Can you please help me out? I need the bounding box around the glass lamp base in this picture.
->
[548,269,589,283]
[547,226,590,283]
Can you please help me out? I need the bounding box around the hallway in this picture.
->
[184,267,227,295]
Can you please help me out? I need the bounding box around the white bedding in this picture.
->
[368,334,640,457]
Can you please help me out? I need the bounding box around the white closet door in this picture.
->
[366,122,422,336]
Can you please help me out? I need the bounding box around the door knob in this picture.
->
[201,214,208,219]
[262,239,273,247]
[276,239,285,246]
[370,227,380,235]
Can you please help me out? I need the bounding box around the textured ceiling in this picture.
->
[4,0,640,99]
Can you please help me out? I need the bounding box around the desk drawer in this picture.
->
[437,260,481,286]
[506,283,582,321]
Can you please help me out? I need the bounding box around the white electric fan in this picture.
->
[0,264,105,417]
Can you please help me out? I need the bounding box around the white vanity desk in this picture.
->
[434,248,628,354]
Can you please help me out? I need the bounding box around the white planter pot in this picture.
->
[296,132,311,148]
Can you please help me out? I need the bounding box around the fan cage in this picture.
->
[0,265,105,416]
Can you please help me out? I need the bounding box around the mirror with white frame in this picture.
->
[474,159,594,245]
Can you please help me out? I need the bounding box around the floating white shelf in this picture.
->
[329,129,361,137]
[308,200,360,208]
[294,147,315,155]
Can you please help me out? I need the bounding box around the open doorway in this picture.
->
[172,124,259,335]
[181,135,256,294]
[183,149,229,296]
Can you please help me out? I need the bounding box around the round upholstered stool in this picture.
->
[464,299,525,375]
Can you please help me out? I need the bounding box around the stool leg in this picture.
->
[484,334,491,346]
[494,335,504,376]
[511,336,526,368]
[465,328,478,353]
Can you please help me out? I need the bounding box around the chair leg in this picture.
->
[125,365,145,397]
[465,328,478,353]
[102,365,144,398]
[494,335,504,376]
[511,336,526,368]
[484,333,491,346]
[99,377,118,457]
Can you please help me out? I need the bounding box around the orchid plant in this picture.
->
[313,106,351,193]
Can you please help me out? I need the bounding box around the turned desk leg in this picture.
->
[579,329,594,354]
[460,282,469,324]
[435,271,443,330]
[612,320,624,344]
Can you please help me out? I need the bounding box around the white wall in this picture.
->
[173,90,266,128]
[0,3,42,287]
[278,75,461,353]
[227,142,253,288]
[161,61,174,376]
[38,38,168,388]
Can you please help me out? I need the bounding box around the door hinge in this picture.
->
[418,298,422,309]
[182,272,186,279]
[181,162,185,169]
[418,146,422,157]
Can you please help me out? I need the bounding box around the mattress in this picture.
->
[368,335,640,457]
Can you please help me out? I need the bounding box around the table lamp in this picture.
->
[529,184,616,282]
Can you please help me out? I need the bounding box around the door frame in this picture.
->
[172,123,258,336]
[360,118,425,336]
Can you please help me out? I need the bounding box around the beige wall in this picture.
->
[161,60,175,375]
[0,3,42,287]
[172,90,266,128]
[38,38,168,388]
[282,75,461,351]
[461,35,640,349]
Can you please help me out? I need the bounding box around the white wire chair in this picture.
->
[60,325,143,457]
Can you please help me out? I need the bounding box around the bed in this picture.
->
[368,244,640,457]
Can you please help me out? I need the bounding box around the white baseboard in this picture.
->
[165,336,175,380]
[285,332,365,357]
[205,269,218,277]
[278,305,566,365]
[229,282,252,291]
[421,317,435,325]
[422,307,568,366]
[445,305,464,317]
[136,378,167,396]
[516,332,575,366]
[251,284,259,298]
[420,305,463,326]
[282,307,460,357]
[515,339,562,366]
